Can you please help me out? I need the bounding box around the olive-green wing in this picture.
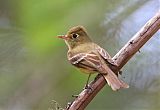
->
[95,44,117,66]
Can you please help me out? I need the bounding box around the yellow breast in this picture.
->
[78,68,96,74]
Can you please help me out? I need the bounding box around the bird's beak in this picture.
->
[57,35,68,40]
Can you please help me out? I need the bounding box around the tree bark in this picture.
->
[65,11,160,110]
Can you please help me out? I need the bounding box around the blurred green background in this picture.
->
[0,0,160,110]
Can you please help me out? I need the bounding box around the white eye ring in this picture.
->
[72,33,79,38]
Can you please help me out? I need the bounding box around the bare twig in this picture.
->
[49,100,64,110]
[65,11,160,110]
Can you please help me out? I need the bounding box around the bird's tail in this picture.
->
[103,66,129,91]
[103,74,129,91]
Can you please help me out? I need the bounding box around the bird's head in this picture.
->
[58,26,91,49]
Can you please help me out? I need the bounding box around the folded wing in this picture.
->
[68,51,129,91]
[95,44,118,67]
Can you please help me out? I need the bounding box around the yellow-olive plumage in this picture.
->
[58,26,129,91]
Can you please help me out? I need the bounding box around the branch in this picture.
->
[65,11,160,110]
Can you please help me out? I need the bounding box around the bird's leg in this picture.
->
[84,73,91,89]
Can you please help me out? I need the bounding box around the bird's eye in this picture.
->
[72,33,79,39]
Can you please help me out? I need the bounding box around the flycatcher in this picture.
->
[58,26,129,91]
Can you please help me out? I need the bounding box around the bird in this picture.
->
[58,25,129,91]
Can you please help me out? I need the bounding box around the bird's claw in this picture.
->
[83,84,93,91]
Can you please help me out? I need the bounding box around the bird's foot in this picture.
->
[83,84,93,91]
